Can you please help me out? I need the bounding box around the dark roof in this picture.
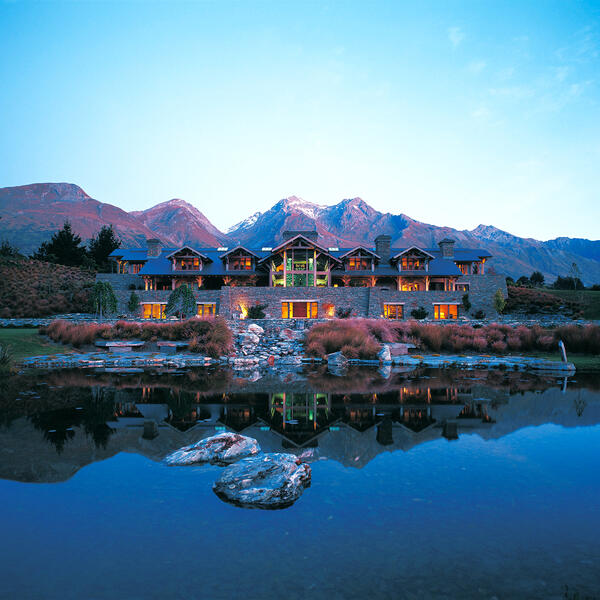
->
[112,242,490,277]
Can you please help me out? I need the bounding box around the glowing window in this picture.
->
[434,304,458,319]
[281,301,318,319]
[383,304,404,319]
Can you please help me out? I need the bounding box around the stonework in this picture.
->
[97,273,507,319]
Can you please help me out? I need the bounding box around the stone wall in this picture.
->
[97,273,507,319]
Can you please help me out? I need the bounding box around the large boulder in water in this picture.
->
[164,432,260,466]
[213,453,311,509]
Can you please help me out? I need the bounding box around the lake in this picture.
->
[1,366,599,599]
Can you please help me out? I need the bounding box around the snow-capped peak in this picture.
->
[227,211,262,233]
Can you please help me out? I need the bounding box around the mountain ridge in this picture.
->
[1,183,599,284]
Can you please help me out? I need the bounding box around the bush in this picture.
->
[472,310,486,319]
[335,307,351,319]
[462,294,471,312]
[42,317,234,356]
[128,284,137,290]
[493,290,506,313]
[247,303,267,319]
[305,319,392,359]
[127,291,140,314]
[411,306,428,320]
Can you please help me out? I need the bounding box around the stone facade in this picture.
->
[98,273,507,319]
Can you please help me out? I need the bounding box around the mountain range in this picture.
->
[1,182,599,284]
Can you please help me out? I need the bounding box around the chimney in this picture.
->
[282,230,319,242]
[438,238,455,259]
[374,235,391,261]
[146,238,162,257]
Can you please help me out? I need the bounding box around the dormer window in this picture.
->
[392,247,434,272]
[348,257,370,270]
[175,257,200,271]
[401,256,425,271]
[229,255,252,270]
[166,246,209,272]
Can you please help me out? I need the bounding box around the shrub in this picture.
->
[127,291,140,314]
[42,317,234,356]
[247,303,267,319]
[411,306,427,319]
[462,294,472,312]
[493,289,506,313]
[335,307,351,319]
[165,284,196,319]
[128,284,137,290]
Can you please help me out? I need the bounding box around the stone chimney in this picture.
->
[374,235,391,261]
[438,238,455,259]
[146,238,162,257]
[282,230,319,242]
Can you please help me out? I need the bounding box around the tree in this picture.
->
[88,225,121,272]
[493,289,506,313]
[462,293,472,312]
[530,271,545,287]
[92,281,117,322]
[127,291,140,315]
[516,275,531,287]
[165,284,196,319]
[505,276,515,287]
[33,221,88,267]
[0,240,22,258]
[553,276,584,290]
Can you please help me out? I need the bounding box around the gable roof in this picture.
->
[219,245,261,259]
[391,246,436,260]
[338,246,381,260]
[165,246,212,262]
[259,234,342,264]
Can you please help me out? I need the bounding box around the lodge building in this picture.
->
[103,231,506,320]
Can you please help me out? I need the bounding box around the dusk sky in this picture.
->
[1,1,599,240]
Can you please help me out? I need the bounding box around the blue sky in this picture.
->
[1,1,599,240]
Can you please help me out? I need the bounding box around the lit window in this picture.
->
[348,257,370,270]
[281,301,318,318]
[383,304,404,319]
[434,304,458,319]
[197,303,215,316]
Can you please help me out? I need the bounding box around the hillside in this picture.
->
[1,183,599,284]
[0,183,168,254]
[0,256,94,318]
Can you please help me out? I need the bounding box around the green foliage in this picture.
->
[0,240,22,258]
[335,307,352,319]
[462,293,471,312]
[530,270,545,286]
[516,275,531,287]
[0,343,13,368]
[411,306,428,319]
[92,281,117,320]
[553,275,584,290]
[493,289,506,313]
[165,284,196,319]
[127,291,140,314]
[247,303,267,319]
[505,276,515,286]
[88,225,121,272]
[472,309,486,319]
[32,221,89,267]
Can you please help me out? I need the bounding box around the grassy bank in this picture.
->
[42,318,233,358]
[519,351,600,372]
[539,289,600,319]
[0,328,78,365]
[305,319,600,361]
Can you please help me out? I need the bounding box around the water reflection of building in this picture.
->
[10,377,600,482]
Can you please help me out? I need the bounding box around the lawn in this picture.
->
[0,328,77,362]
[536,288,600,319]
[521,351,600,372]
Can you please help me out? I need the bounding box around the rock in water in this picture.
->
[213,453,311,509]
[165,432,261,466]
[377,344,392,363]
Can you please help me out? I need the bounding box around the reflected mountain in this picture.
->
[1,367,599,482]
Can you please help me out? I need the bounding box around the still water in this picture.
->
[1,366,599,599]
